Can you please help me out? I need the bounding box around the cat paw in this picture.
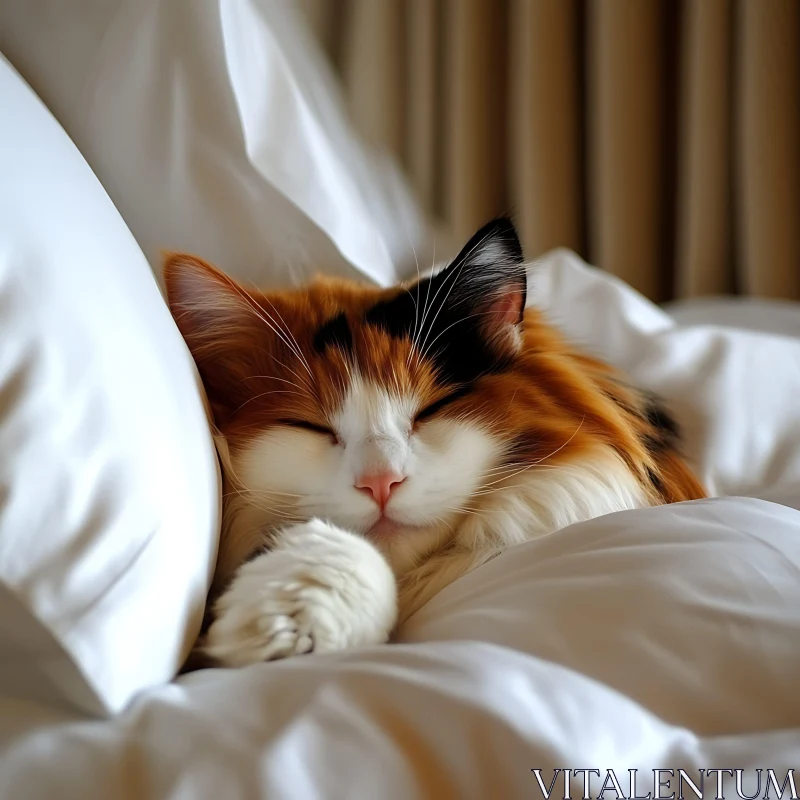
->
[203,519,397,668]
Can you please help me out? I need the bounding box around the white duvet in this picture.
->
[2,498,800,798]
[6,243,800,797]
[4,242,800,796]
[2,3,800,796]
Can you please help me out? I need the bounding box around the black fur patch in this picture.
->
[363,217,526,384]
[604,383,683,456]
[313,312,353,355]
[642,394,681,453]
[644,396,680,440]
[365,280,512,383]
[646,466,666,493]
[364,288,418,339]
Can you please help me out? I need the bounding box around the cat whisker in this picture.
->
[474,469,556,483]
[416,309,497,366]
[258,293,314,376]
[223,485,299,522]
[409,238,438,366]
[404,233,422,369]
[415,225,502,366]
[239,374,309,394]
[247,342,312,391]
[476,418,586,490]
[476,462,564,490]
[230,282,313,377]
[439,505,476,517]
[239,291,313,378]
[223,487,303,500]
[414,250,470,364]
[506,381,524,413]
[404,294,420,369]
[468,467,564,498]
[478,461,561,476]
[220,493,297,513]
[232,389,307,415]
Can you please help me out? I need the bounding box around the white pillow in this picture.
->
[0,0,429,289]
[0,56,219,715]
[530,249,800,502]
[400,496,800,733]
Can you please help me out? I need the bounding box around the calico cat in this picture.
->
[165,218,706,668]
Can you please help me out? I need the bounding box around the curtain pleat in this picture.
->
[406,0,441,217]
[736,0,800,298]
[302,0,800,302]
[675,0,734,298]
[443,0,509,242]
[587,1,664,301]
[510,0,582,259]
[340,0,406,156]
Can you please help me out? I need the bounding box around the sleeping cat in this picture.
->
[165,217,706,668]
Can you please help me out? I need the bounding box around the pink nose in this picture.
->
[355,472,405,508]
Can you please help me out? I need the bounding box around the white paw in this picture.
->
[204,519,398,668]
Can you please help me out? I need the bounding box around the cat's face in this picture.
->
[232,365,502,575]
[166,219,539,572]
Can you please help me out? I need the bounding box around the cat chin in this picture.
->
[365,517,404,538]
[364,514,444,539]
[368,521,453,577]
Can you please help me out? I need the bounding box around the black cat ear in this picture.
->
[438,216,527,347]
[364,217,527,381]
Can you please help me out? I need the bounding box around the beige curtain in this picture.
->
[300,0,800,303]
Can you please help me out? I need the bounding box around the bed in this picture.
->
[1,4,799,797]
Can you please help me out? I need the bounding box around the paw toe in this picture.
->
[257,611,295,637]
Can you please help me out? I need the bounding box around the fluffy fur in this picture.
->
[165,217,706,668]
[203,518,397,667]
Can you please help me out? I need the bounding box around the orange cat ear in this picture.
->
[163,253,251,338]
[163,253,260,355]
[164,252,222,310]
[163,253,264,416]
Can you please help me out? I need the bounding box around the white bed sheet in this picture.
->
[2,497,800,798]
[666,297,800,340]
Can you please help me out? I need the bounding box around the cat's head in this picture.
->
[165,218,536,572]
[164,218,690,581]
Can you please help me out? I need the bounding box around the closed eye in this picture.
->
[414,385,472,423]
[279,419,337,439]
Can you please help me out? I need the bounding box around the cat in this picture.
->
[165,217,706,668]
